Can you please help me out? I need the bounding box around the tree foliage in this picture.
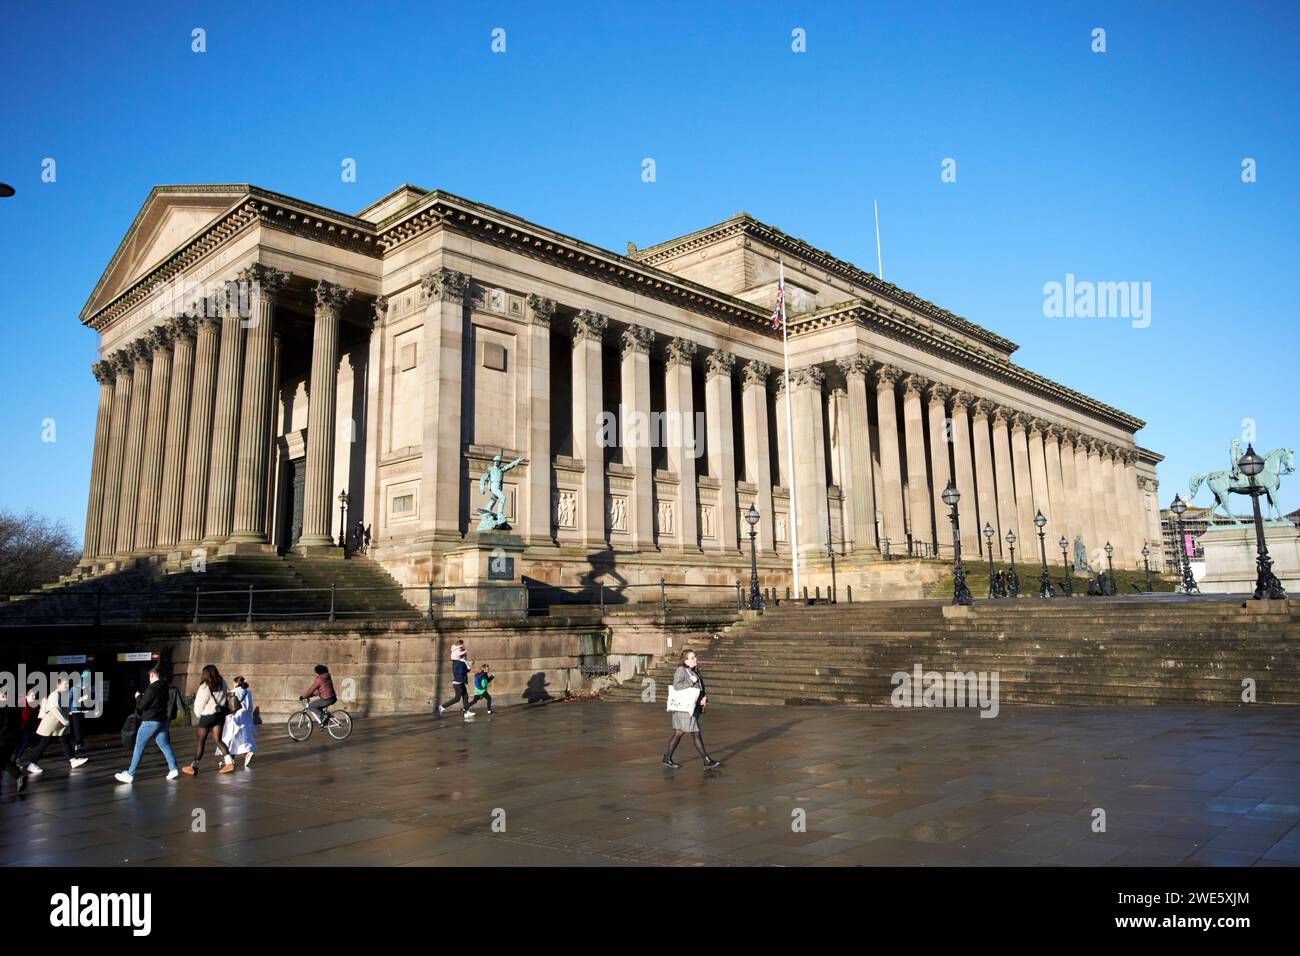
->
[0,510,80,596]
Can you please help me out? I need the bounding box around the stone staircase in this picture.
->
[603,596,1300,707]
[0,553,420,626]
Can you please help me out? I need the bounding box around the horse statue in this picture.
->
[1189,447,1294,523]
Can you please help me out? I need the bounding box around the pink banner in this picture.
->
[1184,534,1194,557]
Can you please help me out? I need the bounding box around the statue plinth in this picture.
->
[441,532,527,614]
[1198,524,1300,594]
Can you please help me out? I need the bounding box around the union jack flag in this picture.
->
[771,278,784,329]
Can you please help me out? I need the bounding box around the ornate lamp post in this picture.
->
[744,503,763,610]
[1034,511,1054,598]
[984,522,1003,598]
[1103,542,1117,595]
[1169,494,1200,594]
[1141,544,1153,593]
[1004,530,1021,597]
[1237,444,1287,600]
[942,480,972,606]
[1059,536,1073,596]
[337,489,349,550]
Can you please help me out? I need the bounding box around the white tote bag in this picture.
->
[666,685,700,714]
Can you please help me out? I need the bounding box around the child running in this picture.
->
[470,664,494,715]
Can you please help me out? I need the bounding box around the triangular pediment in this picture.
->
[81,185,252,322]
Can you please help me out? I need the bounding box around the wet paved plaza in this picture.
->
[3,701,1300,867]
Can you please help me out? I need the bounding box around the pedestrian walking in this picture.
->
[182,666,234,775]
[0,691,29,794]
[65,668,94,756]
[662,649,722,770]
[437,640,475,720]
[470,664,494,715]
[221,676,257,768]
[24,679,89,775]
[114,667,180,783]
[13,688,40,765]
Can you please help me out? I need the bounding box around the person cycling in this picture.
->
[300,665,337,726]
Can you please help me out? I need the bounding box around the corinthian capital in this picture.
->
[991,406,1013,427]
[1009,411,1031,433]
[92,360,115,385]
[874,363,903,390]
[109,350,133,376]
[313,281,353,316]
[705,349,736,379]
[420,268,469,304]
[928,382,953,406]
[167,314,196,341]
[665,337,697,368]
[370,296,389,327]
[791,364,825,390]
[620,324,655,358]
[145,324,174,354]
[237,263,292,300]
[742,360,771,388]
[971,398,994,421]
[1044,423,1063,443]
[950,389,974,411]
[572,310,608,344]
[526,294,556,326]
[836,355,869,379]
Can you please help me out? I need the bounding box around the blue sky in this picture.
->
[2,0,1297,541]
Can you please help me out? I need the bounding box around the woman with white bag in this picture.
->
[662,649,722,770]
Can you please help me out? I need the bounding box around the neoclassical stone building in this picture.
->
[77,183,1165,598]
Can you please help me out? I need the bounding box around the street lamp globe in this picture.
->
[1141,544,1149,558]
[1238,444,1265,478]
[1005,530,1016,547]
[1059,536,1068,551]
[1170,494,1187,517]
[1104,541,1113,557]
[1034,510,1046,530]
[983,522,994,541]
[744,503,760,528]
[941,479,960,508]
[339,489,348,507]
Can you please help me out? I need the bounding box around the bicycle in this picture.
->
[287,697,353,741]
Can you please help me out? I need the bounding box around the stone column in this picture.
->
[899,375,932,553]
[179,316,221,548]
[419,268,469,546]
[620,324,656,551]
[705,349,738,553]
[1086,438,1108,561]
[1073,434,1099,559]
[837,357,878,555]
[1099,444,1122,561]
[99,351,134,556]
[1026,419,1053,540]
[116,341,152,555]
[202,290,247,546]
[1043,425,1067,552]
[299,281,353,548]
[1058,430,1081,550]
[949,391,980,556]
[525,295,555,546]
[1009,413,1037,544]
[791,365,828,561]
[990,407,1018,558]
[926,383,953,554]
[774,376,790,490]
[571,309,608,549]
[156,317,195,551]
[970,400,999,554]
[82,361,116,561]
[1122,451,1145,565]
[741,360,775,554]
[133,325,174,552]
[873,364,906,553]
[665,338,699,550]
[231,264,291,545]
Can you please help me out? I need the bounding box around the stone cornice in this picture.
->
[630,214,1018,355]
[798,300,1145,434]
[375,191,773,334]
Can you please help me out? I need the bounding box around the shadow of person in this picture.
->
[522,672,552,704]
[716,718,805,760]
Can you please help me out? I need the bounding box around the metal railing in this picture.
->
[0,576,752,628]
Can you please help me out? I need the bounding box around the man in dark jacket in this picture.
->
[0,691,29,793]
[113,667,180,784]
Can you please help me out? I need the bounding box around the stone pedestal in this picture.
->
[1199,523,1300,594]
[442,531,527,614]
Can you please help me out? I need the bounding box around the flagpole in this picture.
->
[873,199,883,279]
[779,258,800,597]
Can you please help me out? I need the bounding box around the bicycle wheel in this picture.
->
[326,710,353,740]
[287,711,314,741]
